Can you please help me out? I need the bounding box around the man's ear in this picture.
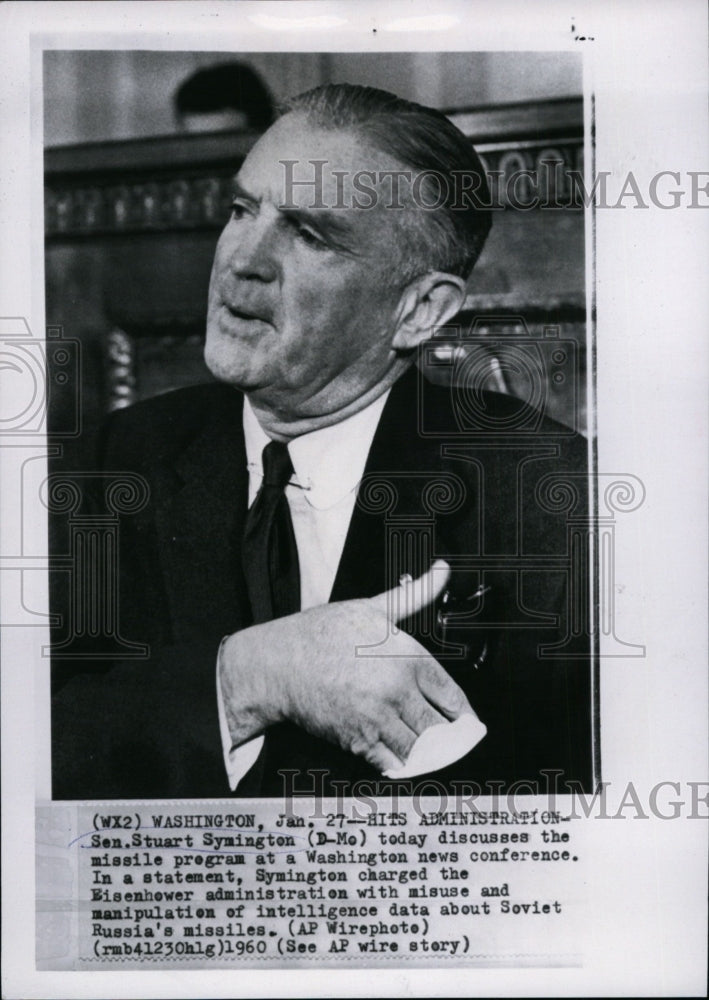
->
[391,272,467,351]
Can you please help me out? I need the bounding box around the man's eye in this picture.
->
[296,225,328,250]
[230,199,252,220]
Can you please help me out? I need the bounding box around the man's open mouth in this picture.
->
[221,302,272,326]
[225,305,265,321]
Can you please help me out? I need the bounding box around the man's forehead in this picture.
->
[237,111,411,210]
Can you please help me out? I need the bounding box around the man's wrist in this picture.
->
[218,627,285,744]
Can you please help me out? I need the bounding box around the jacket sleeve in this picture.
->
[50,401,234,799]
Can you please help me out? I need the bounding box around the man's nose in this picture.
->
[222,215,279,283]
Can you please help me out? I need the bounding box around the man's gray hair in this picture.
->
[283,83,492,283]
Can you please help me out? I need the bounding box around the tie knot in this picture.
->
[261,440,294,489]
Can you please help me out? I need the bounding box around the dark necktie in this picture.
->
[242,440,301,623]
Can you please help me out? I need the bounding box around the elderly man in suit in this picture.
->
[52,84,592,799]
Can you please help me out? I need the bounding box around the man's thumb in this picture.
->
[372,559,451,624]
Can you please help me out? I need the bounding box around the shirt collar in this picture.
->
[243,391,390,510]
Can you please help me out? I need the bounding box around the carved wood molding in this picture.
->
[105,328,138,411]
[45,99,584,239]
[45,175,236,237]
[105,327,209,411]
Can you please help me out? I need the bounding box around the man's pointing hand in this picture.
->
[219,560,473,773]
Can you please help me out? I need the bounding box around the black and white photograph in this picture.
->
[44,47,595,802]
[1,1,707,996]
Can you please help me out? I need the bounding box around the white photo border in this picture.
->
[1,1,707,997]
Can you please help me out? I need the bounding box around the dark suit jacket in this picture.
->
[51,366,594,798]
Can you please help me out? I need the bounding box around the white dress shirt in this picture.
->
[217,390,391,791]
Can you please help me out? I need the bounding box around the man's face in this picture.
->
[205,112,413,419]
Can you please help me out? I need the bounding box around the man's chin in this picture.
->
[204,344,252,389]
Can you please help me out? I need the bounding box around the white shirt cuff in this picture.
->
[216,643,265,792]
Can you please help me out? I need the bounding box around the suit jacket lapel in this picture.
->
[330,367,451,603]
[156,391,253,641]
[330,367,483,613]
